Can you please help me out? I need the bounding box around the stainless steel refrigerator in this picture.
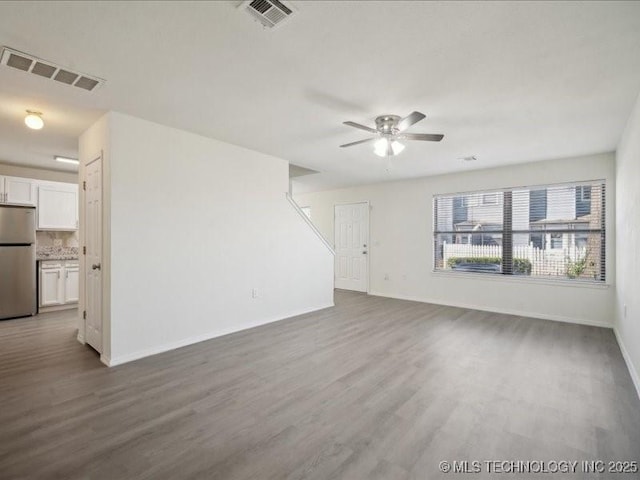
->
[0,206,37,320]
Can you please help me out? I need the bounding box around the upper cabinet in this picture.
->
[0,176,37,206]
[37,182,79,231]
[0,175,78,230]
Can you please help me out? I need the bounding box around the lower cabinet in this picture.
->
[39,260,79,309]
[64,264,79,303]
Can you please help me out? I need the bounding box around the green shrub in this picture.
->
[446,256,532,275]
[566,254,588,279]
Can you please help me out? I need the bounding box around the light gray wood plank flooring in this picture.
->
[1,292,638,479]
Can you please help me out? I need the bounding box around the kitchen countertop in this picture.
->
[36,246,79,261]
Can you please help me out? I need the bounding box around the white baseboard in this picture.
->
[367,291,612,329]
[613,327,640,400]
[100,354,111,367]
[104,303,334,367]
[39,304,78,313]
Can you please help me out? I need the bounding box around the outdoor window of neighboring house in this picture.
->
[433,180,606,282]
[550,233,563,249]
[575,233,588,249]
[577,185,591,202]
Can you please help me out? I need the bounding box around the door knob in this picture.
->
[92,263,101,270]
[362,251,368,255]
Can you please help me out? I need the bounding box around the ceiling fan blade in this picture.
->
[401,133,444,142]
[397,111,426,132]
[343,121,378,134]
[340,137,376,148]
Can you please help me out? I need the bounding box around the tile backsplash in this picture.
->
[36,231,79,248]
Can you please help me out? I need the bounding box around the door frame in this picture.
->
[333,200,370,294]
[79,152,103,355]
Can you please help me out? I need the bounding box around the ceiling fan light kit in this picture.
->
[340,111,443,157]
[374,138,405,157]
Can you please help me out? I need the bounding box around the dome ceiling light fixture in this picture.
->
[24,110,44,130]
[340,111,444,157]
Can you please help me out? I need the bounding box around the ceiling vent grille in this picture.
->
[240,0,296,30]
[0,47,104,92]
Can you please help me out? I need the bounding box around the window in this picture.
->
[550,233,563,249]
[433,180,606,282]
[577,185,591,202]
[575,233,588,249]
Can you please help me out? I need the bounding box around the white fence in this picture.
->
[442,242,587,276]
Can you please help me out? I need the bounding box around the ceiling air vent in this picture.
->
[0,47,104,92]
[240,0,296,30]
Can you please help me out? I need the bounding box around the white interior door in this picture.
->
[334,202,369,292]
[85,157,103,353]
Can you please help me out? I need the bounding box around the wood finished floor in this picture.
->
[1,291,638,480]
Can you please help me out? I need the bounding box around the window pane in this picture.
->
[435,233,503,274]
[434,191,503,233]
[434,181,605,282]
[521,232,604,281]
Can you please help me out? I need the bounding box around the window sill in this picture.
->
[431,270,611,289]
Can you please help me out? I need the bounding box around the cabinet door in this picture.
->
[38,183,79,230]
[40,266,63,306]
[64,265,79,304]
[5,176,37,206]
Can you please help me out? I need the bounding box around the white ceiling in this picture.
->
[0,1,639,189]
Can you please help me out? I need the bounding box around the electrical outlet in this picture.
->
[251,288,258,299]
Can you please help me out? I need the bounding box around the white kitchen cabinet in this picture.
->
[0,176,37,206]
[64,263,80,303]
[39,260,79,309]
[40,263,64,306]
[37,182,78,230]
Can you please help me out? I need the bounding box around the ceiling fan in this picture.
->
[340,111,443,157]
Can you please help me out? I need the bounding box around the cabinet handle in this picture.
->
[57,271,60,279]
[66,271,68,279]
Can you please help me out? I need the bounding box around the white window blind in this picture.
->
[433,180,606,282]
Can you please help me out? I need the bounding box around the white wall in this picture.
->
[82,112,334,366]
[615,92,640,396]
[0,162,77,183]
[295,153,615,327]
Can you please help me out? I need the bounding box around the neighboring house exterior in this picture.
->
[450,185,594,249]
